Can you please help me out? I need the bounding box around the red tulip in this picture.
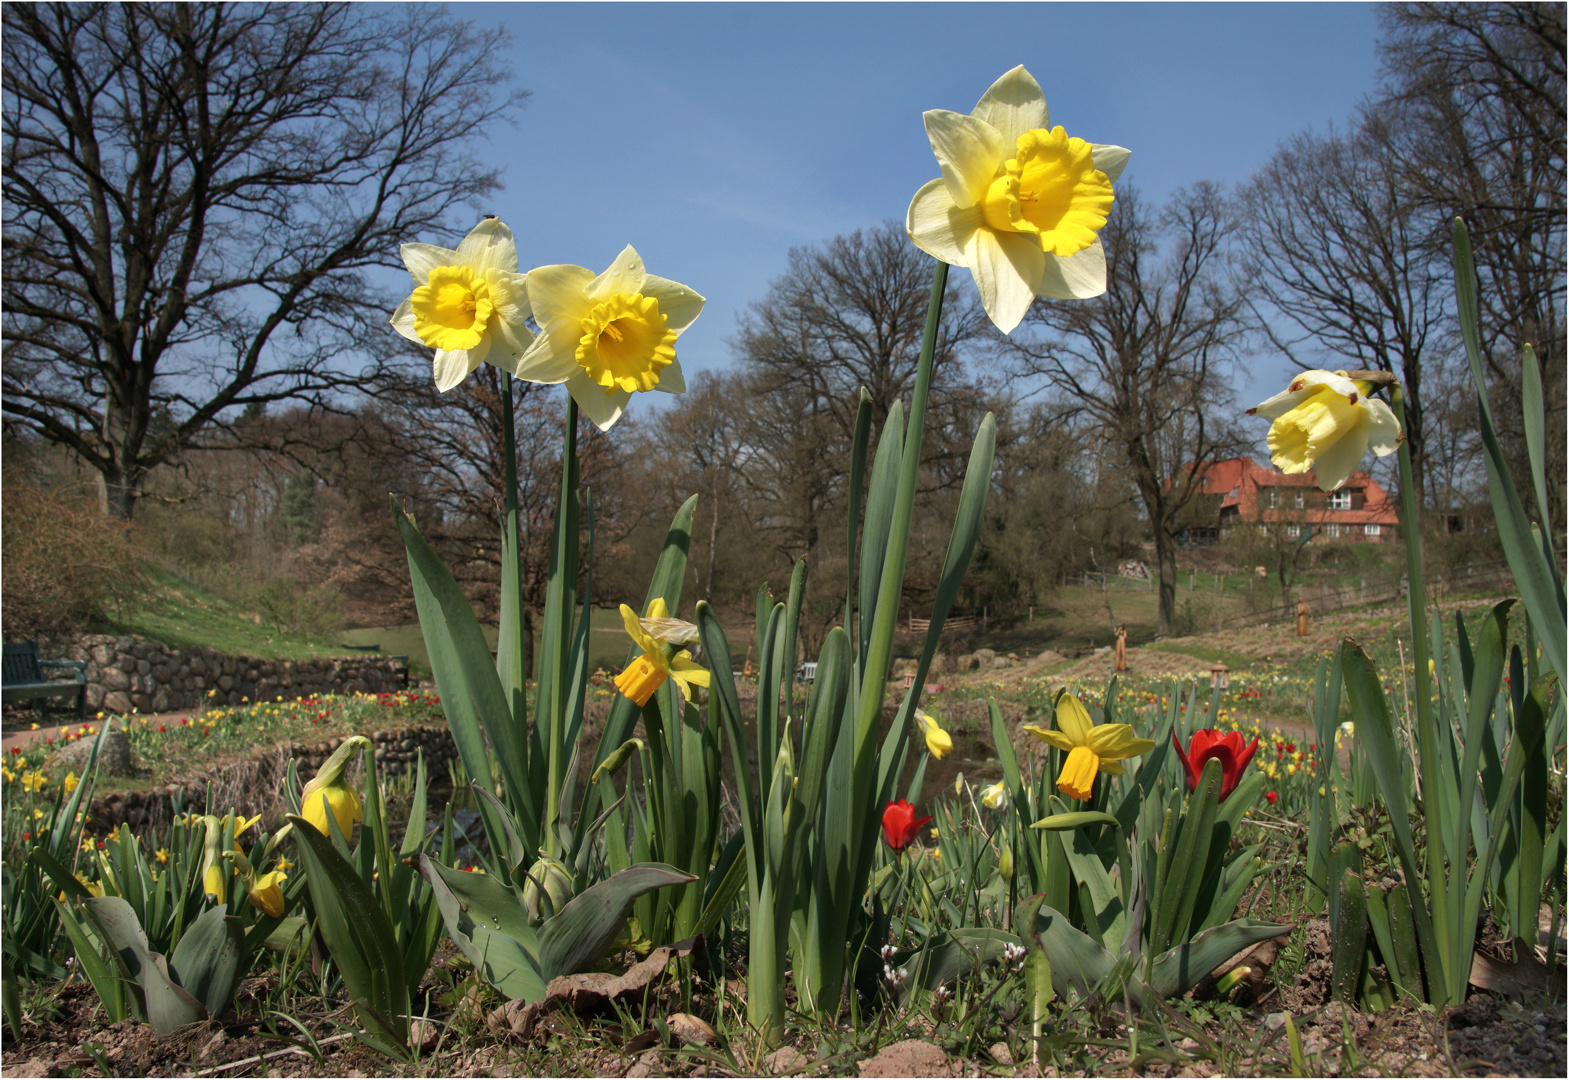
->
[1172,729,1259,801]
[1266,791,1279,805]
[881,799,933,852]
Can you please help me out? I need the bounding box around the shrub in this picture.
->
[1,476,145,638]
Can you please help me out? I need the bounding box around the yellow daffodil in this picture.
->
[915,710,953,759]
[154,848,170,864]
[1,767,13,783]
[62,771,79,796]
[223,850,288,918]
[907,65,1130,333]
[516,246,704,430]
[20,770,48,793]
[980,781,1009,810]
[299,736,369,838]
[1023,692,1154,801]
[1247,370,1400,491]
[614,598,711,706]
[391,217,534,392]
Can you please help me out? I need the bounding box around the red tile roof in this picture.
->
[1194,458,1398,527]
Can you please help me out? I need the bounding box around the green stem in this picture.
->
[501,372,518,524]
[543,398,579,856]
[1390,383,1451,1003]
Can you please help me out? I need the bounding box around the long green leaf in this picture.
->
[1147,919,1293,999]
[82,896,206,1035]
[167,906,244,1020]
[536,864,697,980]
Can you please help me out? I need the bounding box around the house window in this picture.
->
[1325,523,1342,538]
[1258,525,1269,536]
[1329,490,1352,510]
[1365,524,1381,537]
[1293,492,1305,509]
[1286,525,1301,539]
[1230,486,1239,497]
[1267,490,1279,508]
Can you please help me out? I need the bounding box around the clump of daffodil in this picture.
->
[1023,692,1154,802]
[613,598,710,706]
[223,849,288,918]
[199,812,259,904]
[907,65,1130,333]
[391,217,534,393]
[1247,370,1400,492]
[915,709,953,759]
[299,736,370,838]
[515,246,704,430]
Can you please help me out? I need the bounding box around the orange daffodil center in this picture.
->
[1247,370,1401,492]
[517,246,704,431]
[906,65,1129,334]
[1022,693,1155,802]
[391,218,534,393]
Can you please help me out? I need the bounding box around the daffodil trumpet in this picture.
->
[222,849,288,918]
[1248,369,1401,492]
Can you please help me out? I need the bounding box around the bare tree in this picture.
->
[1377,1,1566,532]
[1004,183,1248,636]
[2,3,526,519]
[1237,110,1454,507]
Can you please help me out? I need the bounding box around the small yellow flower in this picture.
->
[20,770,48,794]
[980,781,1009,810]
[299,736,370,837]
[62,772,79,796]
[1023,693,1154,802]
[1,767,13,783]
[154,848,170,864]
[915,710,953,760]
[613,599,711,706]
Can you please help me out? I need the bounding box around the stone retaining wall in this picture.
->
[91,724,459,832]
[38,633,408,715]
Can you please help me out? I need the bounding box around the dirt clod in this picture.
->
[859,1038,950,1077]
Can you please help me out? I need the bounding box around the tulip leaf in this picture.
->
[536,863,697,980]
[167,906,244,1020]
[83,895,207,1035]
[897,927,1024,1004]
[1147,918,1293,999]
[52,898,131,1022]
[416,855,546,1003]
[287,814,408,1049]
[1019,901,1122,1004]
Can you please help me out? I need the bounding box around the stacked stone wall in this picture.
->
[90,725,459,832]
[35,633,408,715]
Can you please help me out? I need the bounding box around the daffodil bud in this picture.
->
[201,816,226,904]
[521,854,575,926]
[223,849,289,918]
[998,845,1014,880]
[299,736,370,837]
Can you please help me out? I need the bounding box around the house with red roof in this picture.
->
[1191,457,1400,542]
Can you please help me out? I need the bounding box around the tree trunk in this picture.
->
[97,463,143,521]
[1156,530,1177,637]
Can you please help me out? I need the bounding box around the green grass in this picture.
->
[344,608,634,684]
[91,565,344,660]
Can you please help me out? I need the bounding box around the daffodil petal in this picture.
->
[619,603,645,643]
[1091,144,1131,185]
[456,218,519,276]
[526,263,595,323]
[567,372,630,431]
[1055,694,1094,744]
[434,346,483,393]
[970,65,1050,147]
[639,274,705,332]
[390,297,419,342]
[923,109,1006,210]
[967,227,1040,334]
[400,243,459,286]
[1087,724,1155,759]
[587,245,647,302]
[513,333,578,384]
[647,598,670,620]
[654,356,686,394]
[1036,241,1107,300]
[1307,423,1370,492]
[1248,384,1314,421]
[670,654,710,686]
[486,271,533,357]
[1363,397,1401,456]
[907,178,978,265]
[1099,759,1126,775]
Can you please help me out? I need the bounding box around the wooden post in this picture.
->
[1296,598,1309,637]
[1113,624,1128,673]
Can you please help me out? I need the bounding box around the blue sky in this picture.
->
[469,2,1383,405]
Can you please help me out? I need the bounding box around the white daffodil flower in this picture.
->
[980,781,1009,810]
[516,245,703,431]
[1248,370,1401,492]
[906,65,1130,334]
[391,217,534,393]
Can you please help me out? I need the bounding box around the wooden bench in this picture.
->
[3,640,87,722]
